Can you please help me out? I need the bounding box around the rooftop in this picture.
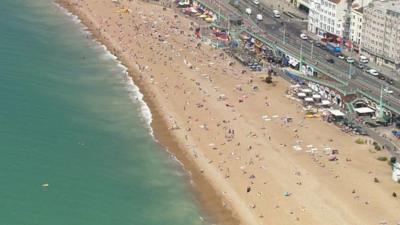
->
[368,0,400,14]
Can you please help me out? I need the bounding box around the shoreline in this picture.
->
[55,1,242,224]
[53,0,400,224]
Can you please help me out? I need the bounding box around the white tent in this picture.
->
[291,84,301,88]
[302,88,312,93]
[312,94,321,99]
[329,109,345,117]
[297,92,306,98]
[304,97,314,102]
[321,100,331,105]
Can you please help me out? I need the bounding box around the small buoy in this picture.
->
[42,183,49,187]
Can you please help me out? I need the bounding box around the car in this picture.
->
[326,58,335,63]
[256,14,263,21]
[355,63,365,69]
[253,0,260,4]
[300,33,308,40]
[359,55,369,64]
[384,87,394,94]
[273,10,281,18]
[386,79,394,85]
[337,54,345,59]
[378,74,386,80]
[367,68,379,76]
[245,8,252,15]
[346,57,355,63]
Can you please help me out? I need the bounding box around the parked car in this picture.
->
[378,74,386,80]
[245,8,252,15]
[253,0,260,4]
[384,87,394,94]
[386,79,394,85]
[346,57,355,63]
[355,63,365,69]
[367,68,379,76]
[273,10,281,18]
[256,14,263,21]
[326,58,335,63]
[300,33,308,40]
[359,55,369,64]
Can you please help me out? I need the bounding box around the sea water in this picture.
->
[0,0,208,224]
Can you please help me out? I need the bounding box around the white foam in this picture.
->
[125,72,154,136]
[54,2,154,137]
[54,2,81,24]
[100,49,118,61]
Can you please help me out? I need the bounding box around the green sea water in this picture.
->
[0,1,208,224]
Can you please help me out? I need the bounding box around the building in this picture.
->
[349,6,363,50]
[361,0,400,69]
[297,0,311,13]
[308,0,349,42]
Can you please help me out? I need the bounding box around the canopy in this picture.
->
[297,92,306,97]
[304,97,314,102]
[321,100,331,105]
[302,88,312,93]
[312,94,321,99]
[354,107,374,114]
[329,109,345,117]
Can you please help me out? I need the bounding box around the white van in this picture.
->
[360,55,369,63]
[273,10,280,18]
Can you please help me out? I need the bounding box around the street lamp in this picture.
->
[299,41,303,69]
[282,22,286,44]
[310,41,314,59]
[348,63,352,80]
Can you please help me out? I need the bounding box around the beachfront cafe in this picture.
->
[354,107,375,117]
[328,109,345,122]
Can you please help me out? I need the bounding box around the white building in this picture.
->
[349,6,363,48]
[308,0,348,39]
[361,0,400,69]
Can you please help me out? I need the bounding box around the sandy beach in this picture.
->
[56,0,400,224]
